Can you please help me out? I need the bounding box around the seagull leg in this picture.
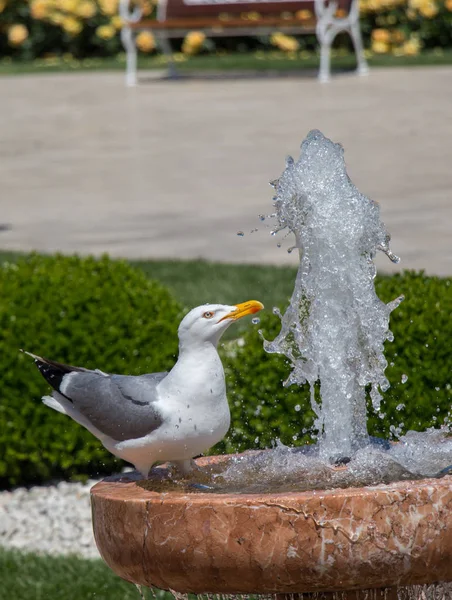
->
[172,459,195,476]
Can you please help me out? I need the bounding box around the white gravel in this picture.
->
[0,480,100,558]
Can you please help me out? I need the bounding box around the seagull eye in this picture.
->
[203,311,214,319]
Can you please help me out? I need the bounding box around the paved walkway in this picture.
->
[0,67,451,275]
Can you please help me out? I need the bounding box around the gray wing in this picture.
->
[62,371,168,441]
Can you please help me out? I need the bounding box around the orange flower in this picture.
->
[8,24,29,46]
[182,31,206,55]
[295,9,313,20]
[136,31,156,52]
[371,28,390,43]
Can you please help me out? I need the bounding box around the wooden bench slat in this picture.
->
[130,17,318,30]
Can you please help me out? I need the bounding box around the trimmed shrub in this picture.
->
[0,254,182,488]
[219,271,452,454]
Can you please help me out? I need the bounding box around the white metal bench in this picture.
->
[120,0,368,85]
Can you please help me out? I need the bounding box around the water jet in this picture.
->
[91,131,452,598]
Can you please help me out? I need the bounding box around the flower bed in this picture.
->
[0,0,451,61]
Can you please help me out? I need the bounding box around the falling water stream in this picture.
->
[142,130,452,497]
[135,131,452,599]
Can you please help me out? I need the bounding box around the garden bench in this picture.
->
[119,0,368,85]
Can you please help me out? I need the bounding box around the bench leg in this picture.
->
[315,1,337,82]
[318,35,333,83]
[350,20,369,76]
[121,26,138,87]
[158,34,178,79]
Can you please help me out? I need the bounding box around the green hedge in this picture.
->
[0,254,182,488]
[219,271,452,454]
[0,257,450,488]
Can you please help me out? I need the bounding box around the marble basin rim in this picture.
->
[90,455,452,595]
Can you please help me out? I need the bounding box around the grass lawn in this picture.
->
[0,548,168,600]
[130,258,296,312]
[1,49,452,76]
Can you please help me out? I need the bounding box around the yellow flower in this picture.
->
[49,11,65,25]
[59,0,78,12]
[62,16,83,34]
[111,14,123,29]
[136,31,156,52]
[96,24,116,39]
[76,1,96,18]
[270,32,299,52]
[295,9,313,20]
[371,28,390,43]
[140,0,154,16]
[371,39,390,53]
[31,0,49,19]
[98,0,118,16]
[418,0,438,17]
[446,0,452,10]
[182,31,206,55]
[402,36,421,55]
[8,24,29,46]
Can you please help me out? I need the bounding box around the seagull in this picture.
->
[25,300,264,478]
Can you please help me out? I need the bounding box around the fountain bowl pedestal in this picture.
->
[90,456,452,597]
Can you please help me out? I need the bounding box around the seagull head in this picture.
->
[178,300,264,348]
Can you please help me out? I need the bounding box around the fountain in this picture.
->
[91,131,452,598]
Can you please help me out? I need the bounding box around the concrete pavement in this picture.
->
[0,66,451,275]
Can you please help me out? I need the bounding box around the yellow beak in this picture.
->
[219,300,264,323]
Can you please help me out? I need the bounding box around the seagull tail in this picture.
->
[23,350,86,397]
[42,394,68,415]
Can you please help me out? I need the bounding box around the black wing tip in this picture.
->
[23,352,74,395]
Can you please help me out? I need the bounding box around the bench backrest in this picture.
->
[159,0,352,21]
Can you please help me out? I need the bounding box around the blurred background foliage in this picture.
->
[0,0,451,64]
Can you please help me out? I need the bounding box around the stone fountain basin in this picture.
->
[91,456,452,594]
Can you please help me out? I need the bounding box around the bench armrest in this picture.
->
[120,0,143,23]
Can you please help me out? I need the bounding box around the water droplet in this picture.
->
[252,317,260,325]
[435,386,440,392]
[396,403,405,411]
[401,374,408,384]
[259,214,266,221]
[294,404,301,412]
[287,245,296,254]
[276,242,282,248]
[236,231,244,237]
